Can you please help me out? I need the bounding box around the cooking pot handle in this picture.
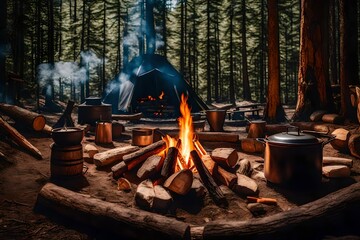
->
[301,130,335,146]
[256,138,267,144]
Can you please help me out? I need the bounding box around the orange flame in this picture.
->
[159,91,165,100]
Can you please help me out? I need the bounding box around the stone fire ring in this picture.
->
[35,182,360,240]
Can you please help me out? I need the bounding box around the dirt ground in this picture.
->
[1,106,360,239]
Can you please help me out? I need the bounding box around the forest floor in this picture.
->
[0,104,360,239]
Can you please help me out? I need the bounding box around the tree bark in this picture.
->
[0,0,6,102]
[241,0,251,101]
[293,0,334,121]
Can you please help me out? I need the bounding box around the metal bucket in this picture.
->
[50,143,83,178]
[206,110,226,132]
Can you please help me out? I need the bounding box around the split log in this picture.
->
[52,100,75,129]
[163,169,193,195]
[348,133,360,158]
[0,117,42,159]
[203,181,360,240]
[236,159,252,177]
[321,114,344,124]
[190,150,228,207]
[211,148,238,168]
[112,112,143,121]
[322,165,351,178]
[35,183,190,240]
[153,185,173,210]
[323,156,353,167]
[215,166,237,188]
[135,179,155,209]
[232,173,258,197]
[160,147,178,178]
[110,142,167,178]
[197,132,239,143]
[0,103,46,131]
[117,178,132,192]
[93,145,140,167]
[330,128,350,152]
[356,86,360,123]
[309,110,327,122]
[42,124,53,134]
[190,177,206,198]
[201,155,216,175]
[240,138,265,153]
[84,144,99,159]
[137,155,163,180]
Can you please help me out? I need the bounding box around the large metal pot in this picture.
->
[257,128,334,188]
[78,97,112,126]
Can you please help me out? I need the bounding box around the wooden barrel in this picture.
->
[50,143,83,178]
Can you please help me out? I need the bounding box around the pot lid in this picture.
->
[267,130,319,144]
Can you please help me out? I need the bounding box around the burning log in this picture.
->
[193,138,207,157]
[232,173,258,197]
[323,156,353,167]
[93,145,140,167]
[322,165,351,178]
[137,155,163,180]
[112,140,166,178]
[0,103,46,131]
[330,128,350,152]
[211,148,238,168]
[190,150,228,207]
[196,132,239,143]
[201,155,216,175]
[52,100,75,129]
[112,112,143,121]
[163,169,193,195]
[348,133,360,158]
[0,116,42,159]
[215,166,237,188]
[36,183,190,240]
[160,147,179,178]
[203,182,360,240]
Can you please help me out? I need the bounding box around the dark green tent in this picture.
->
[103,54,208,118]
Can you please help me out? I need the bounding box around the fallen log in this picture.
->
[0,103,46,131]
[348,133,360,158]
[112,141,166,178]
[35,183,190,240]
[112,112,143,121]
[0,117,42,159]
[93,145,140,167]
[203,181,360,240]
[137,155,163,180]
[197,132,239,143]
[190,150,228,207]
[323,156,353,167]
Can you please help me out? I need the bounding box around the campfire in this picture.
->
[136,91,175,118]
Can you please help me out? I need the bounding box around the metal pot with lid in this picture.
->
[78,97,112,126]
[257,127,334,188]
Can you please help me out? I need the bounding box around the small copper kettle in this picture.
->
[95,121,112,144]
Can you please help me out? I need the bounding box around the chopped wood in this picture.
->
[52,100,75,128]
[348,133,360,158]
[112,112,143,121]
[137,155,163,180]
[203,182,360,240]
[153,185,172,210]
[190,177,206,198]
[160,147,178,178]
[215,166,237,188]
[135,179,155,209]
[84,144,99,159]
[163,169,193,195]
[356,86,360,123]
[0,103,46,131]
[330,128,350,152]
[291,122,331,134]
[309,110,327,122]
[211,148,238,168]
[240,138,265,153]
[190,150,228,207]
[42,124,53,134]
[247,196,277,205]
[251,170,266,182]
[201,155,217,175]
[232,173,258,196]
[93,145,140,167]
[247,121,266,138]
[193,138,207,157]
[322,165,351,178]
[321,114,344,124]
[111,161,128,179]
[323,156,353,167]
[0,117,42,159]
[117,178,132,192]
[197,132,239,143]
[35,183,190,240]
[236,159,252,177]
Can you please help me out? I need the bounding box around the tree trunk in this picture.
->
[241,0,251,101]
[264,0,286,123]
[329,0,338,85]
[292,0,334,121]
[229,0,235,104]
[0,0,6,102]
[339,0,358,121]
[206,0,211,103]
[145,0,155,54]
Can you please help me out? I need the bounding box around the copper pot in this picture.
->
[206,110,226,132]
[257,128,334,188]
[132,128,163,147]
[95,121,112,144]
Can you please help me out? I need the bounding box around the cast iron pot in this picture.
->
[257,128,334,188]
[51,127,84,146]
